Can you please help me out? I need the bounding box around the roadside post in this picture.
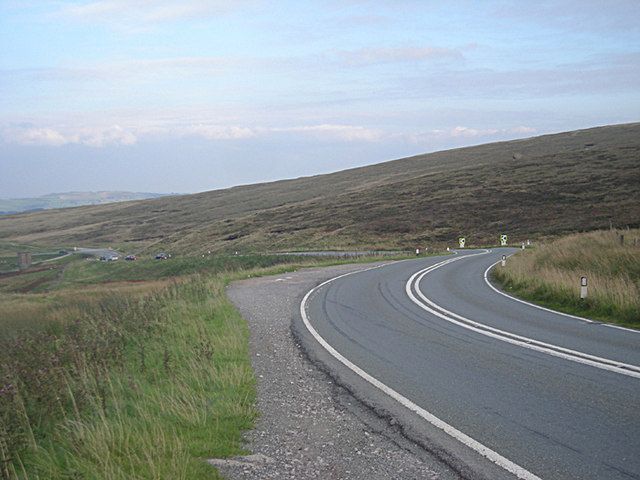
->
[501,254,506,267]
[580,276,588,299]
[17,252,32,270]
[521,242,525,250]
[416,248,420,256]
[447,247,450,252]
[458,237,466,248]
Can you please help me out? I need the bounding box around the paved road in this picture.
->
[75,247,121,258]
[298,249,640,480]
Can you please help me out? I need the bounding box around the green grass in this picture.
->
[0,253,63,273]
[0,276,256,479]
[492,229,640,327]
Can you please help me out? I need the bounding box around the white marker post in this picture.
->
[447,247,450,252]
[521,243,525,250]
[500,234,508,246]
[580,276,588,299]
[501,254,506,267]
[459,237,466,248]
[416,248,420,256]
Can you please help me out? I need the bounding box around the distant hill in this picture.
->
[0,123,638,253]
[0,191,174,215]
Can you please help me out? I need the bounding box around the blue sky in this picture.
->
[1,1,639,197]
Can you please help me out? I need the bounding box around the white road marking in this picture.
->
[300,262,542,480]
[406,254,640,379]
[483,260,640,334]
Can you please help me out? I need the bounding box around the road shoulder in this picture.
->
[224,262,457,480]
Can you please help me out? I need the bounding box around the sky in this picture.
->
[1,1,639,198]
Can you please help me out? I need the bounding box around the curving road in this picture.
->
[297,249,640,480]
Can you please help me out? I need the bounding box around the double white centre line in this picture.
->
[405,252,640,379]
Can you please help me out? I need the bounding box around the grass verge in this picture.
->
[491,229,640,328]
[1,277,256,479]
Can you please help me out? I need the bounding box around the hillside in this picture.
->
[0,191,172,215]
[0,123,638,253]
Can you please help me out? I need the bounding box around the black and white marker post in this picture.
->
[580,276,588,299]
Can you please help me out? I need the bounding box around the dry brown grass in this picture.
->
[494,229,640,325]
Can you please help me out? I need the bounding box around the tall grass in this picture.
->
[493,229,640,326]
[0,277,255,479]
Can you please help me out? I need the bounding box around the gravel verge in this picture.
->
[218,263,460,480]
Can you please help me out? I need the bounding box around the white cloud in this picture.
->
[405,126,537,144]
[1,119,538,149]
[270,124,384,142]
[337,46,463,66]
[60,0,252,26]
[176,125,256,140]
[2,56,231,83]
[1,121,387,147]
[7,127,69,147]
[2,125,137,147]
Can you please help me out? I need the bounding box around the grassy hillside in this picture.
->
[0,191,171,215]
[492,229,640,327]
[0,123,638,253]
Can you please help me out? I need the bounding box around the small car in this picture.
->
[125,255,136,261]
[155,252,169,260]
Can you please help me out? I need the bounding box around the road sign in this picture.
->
[500,234,508,246]
[459,237,466,248]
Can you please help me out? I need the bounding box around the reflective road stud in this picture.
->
[580,276,588,299]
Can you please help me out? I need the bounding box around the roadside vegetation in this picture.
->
[492,229,640,327]
[0,250,419,479]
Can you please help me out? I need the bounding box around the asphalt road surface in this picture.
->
[297,249,640,480]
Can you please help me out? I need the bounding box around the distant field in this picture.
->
[0,191,171,215]
[492,229,640,327]
[0,123,638,254]
[0,252,61,270]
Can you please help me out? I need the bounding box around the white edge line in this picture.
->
[484,260,640,334]
[415,256,640,370]
[300,261,542,480]
[408,255,640,378]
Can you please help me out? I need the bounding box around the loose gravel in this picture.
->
[219,263,459,479]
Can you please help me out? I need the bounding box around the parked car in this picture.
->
[155,252,169,260]
[107,255,119,262]
[125,255,136,261]
[58,250,68,255]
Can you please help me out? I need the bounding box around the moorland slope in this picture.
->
[0,123,638,252]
